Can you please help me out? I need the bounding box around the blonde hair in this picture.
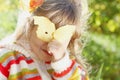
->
[15,0,90,71]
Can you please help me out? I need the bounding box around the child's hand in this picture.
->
[47,40,66,61]
[47,25,75,61]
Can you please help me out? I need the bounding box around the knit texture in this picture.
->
[0,44,89,80]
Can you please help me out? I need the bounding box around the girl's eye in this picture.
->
[45,32,48,34]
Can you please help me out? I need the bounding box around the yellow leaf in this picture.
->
[54,25,75,43]
[34,16,55,42]
[34,16,75,43]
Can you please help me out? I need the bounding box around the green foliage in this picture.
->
[0,0,120,80]
[83,0,120,80]
[83,33,120,80]
[89,0,120,35]
[90,64,104,80]
[95,64,104,80]
[0,0,18,39]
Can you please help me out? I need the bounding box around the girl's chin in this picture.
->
[42,57,52,62]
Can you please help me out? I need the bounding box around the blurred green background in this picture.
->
[0,0,120,80]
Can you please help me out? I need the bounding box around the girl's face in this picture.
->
[29,26,52,62]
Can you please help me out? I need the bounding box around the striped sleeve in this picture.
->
[0,48,42,80]
[51,52,89,80]
[0,48,11,80]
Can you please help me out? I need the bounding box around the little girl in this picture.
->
[0,0,89,80]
